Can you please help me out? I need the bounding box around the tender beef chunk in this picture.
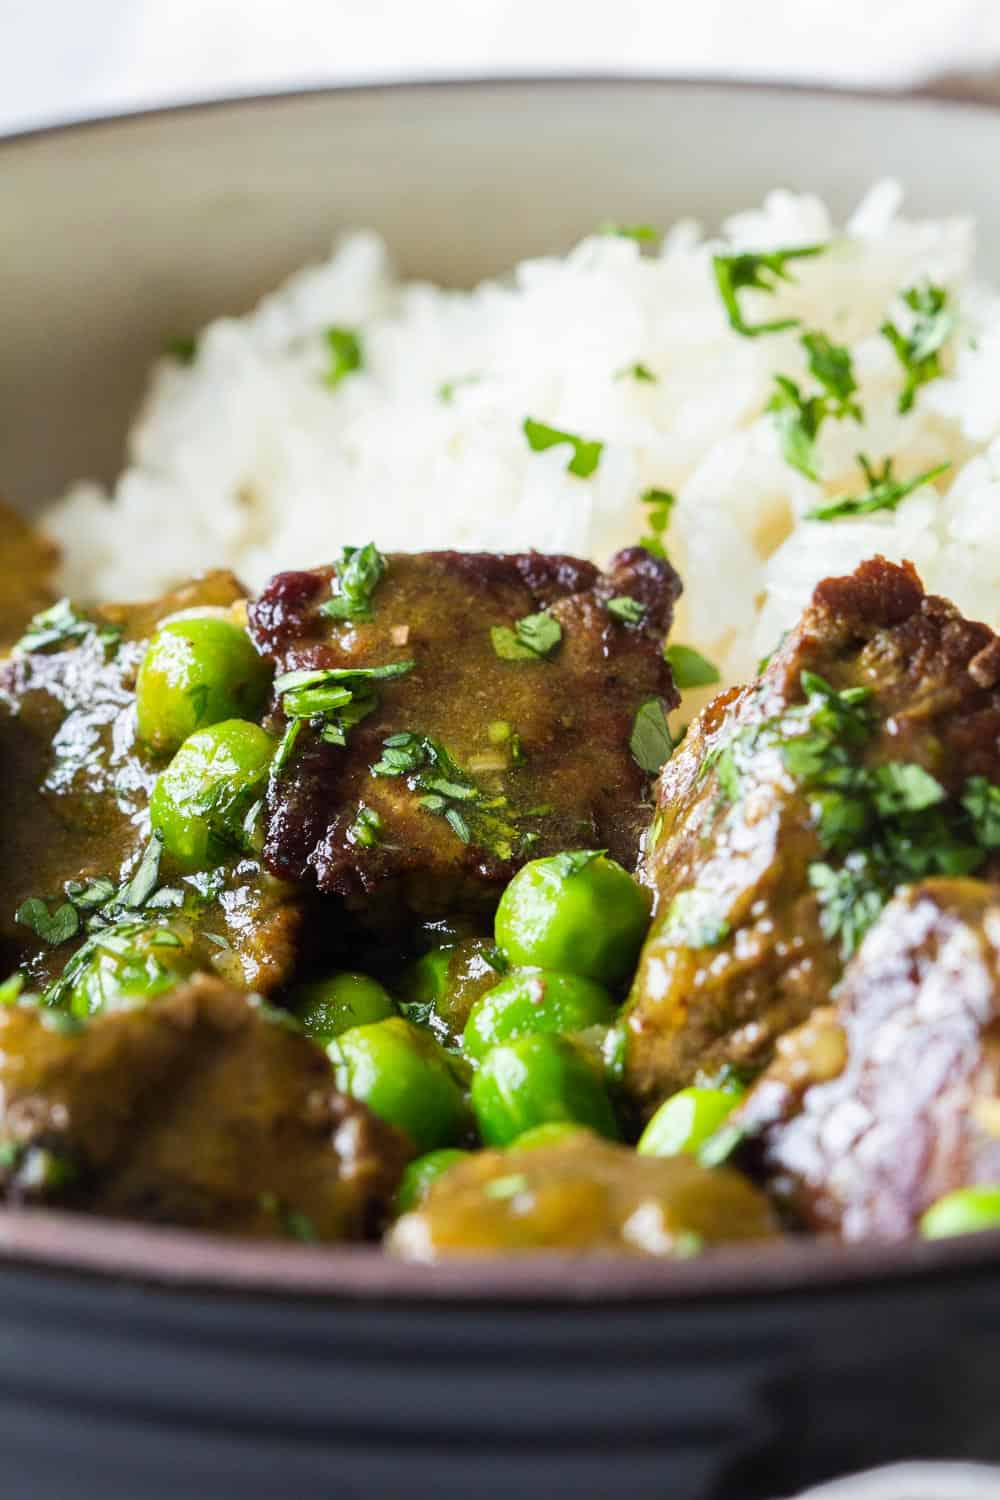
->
[623,557,1000,1117]
[388,1130,778,1258]
[0,977,410,1239]
[0,499,58,649]
[0,573,300,994]
[249,548,680,922]
[731,879,1000,1241]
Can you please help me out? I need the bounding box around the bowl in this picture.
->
[4,79,1000,1500]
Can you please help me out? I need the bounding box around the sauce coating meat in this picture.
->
[731,878,1000,1240]
[249,548,680,925]
[623,557,1000,1117]
[0,976,410,1237]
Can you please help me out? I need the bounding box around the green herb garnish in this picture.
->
[712,244,826,337]
[616,362,658,383]
[491,612,562,662]
[599,222,658,243]
[881,283,956,413]
[347,802,384,848]
[639,487,675,558]
[320,543,387,622]
[806,456,950,521]
[606,596,646,625]
[438,373,482,403]
[629,698,675,776]
[666,644,720,690]
[767,333,861,481]
[523,418,604,478]
[324,326,363,388]
[14,598,122,656]
[165,334,197,364]
[14,898,80,947]
[273,659,414,769]
[371,733,522,860]
[117,835,163,912]
[553,849,605,878]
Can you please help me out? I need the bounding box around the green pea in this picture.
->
[136,617,272,754]
[463,968,616,1064]
[396,937,504,1048]
[511,1121,588,1151]
[397,948,452,1009]
[328,1017,469,1153]
[471,1033,619,1147]
[920,1185,1000,1240]
[494,852,651,985]
[395,1149,469,1213]
[637,1085,744,1158]
[288,972,396,1045]
[149,719,274,873]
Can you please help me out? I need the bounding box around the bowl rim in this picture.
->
[1,69,998,153]
[4,72,1000,1301]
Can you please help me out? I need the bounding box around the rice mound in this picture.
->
[47,181,1000,687]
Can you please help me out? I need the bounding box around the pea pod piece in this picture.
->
[395,1149,470,1214]
[463,968,615,1064]
[149,719,274,873]
[289,972,396,1046]
[471,1033,619,1147]
[137,617,272,754]
[494,852,651,985]
[920,1185,1000,1240]
[328,1017,469,1153]
[637,1085,744,1159]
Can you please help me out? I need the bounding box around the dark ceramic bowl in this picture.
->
[4,79,1000,1500]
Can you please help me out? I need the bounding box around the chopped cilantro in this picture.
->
[767,334,860,481]
[523,418,604,478]
[324,326,363,388]
[553,849,605,878]
[15,898,80,947]
[599,221,658,243]
[616,362,658,383]
[165,334,197,364]
[320,543,387,622]
[666,644,720,690]
[606,596,646,625]
[118,835,164,911]
[371,733,522,860]
[712,244,826,337]
[801,331,862,419]
[14,598,122,656]
[963,777,1000,848]
[491,611,562,662]
[273,660,414,770]
[64,877,116,911]
[869,762,945,818]
[881,283,956,413]
[639,487,675,558]
[806,456,950,522]
[629,698,674,776]
[347,802,384,848]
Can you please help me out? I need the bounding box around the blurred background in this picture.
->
[5,0,1000,135]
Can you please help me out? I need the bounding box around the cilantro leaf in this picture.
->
[807,456,950,522]
[347,803,384,848]
[118,836,164,911]
[801,331,862,420]
[666,644,720,690]
[273,660,414,773]
[491,612,562,662]
[599,222,658,242]
[320,543,387,622]
[523,418,604,478]
[14,598,122,656]
[553,849,605,878]
[712,244,826,337]
[870,763,946,818]
[325,326,363,388]
[881,283,956,413]
[767,375,828,481]
[639,487,675,558]
[962,777,1000,848]
[616,362,658,383]
[371,732,521,860]
[165,334,197,364]
[629,698,675,775]
[15,898,80,947]
[606,596,646,625]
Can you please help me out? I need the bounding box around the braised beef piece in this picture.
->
[0,976,410,1239]
[0,572,300,995]
[731,878,1000,1241]
[0,498,57,649]
[388,1130,778,1258]
[623,557,1000,1117]
[249,548,680,924]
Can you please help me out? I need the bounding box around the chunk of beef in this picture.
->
[731,878,1000,1241]
[1,573,300,995]
[623,557,1000,1116]
[388,1130,778,1258]
[0,977,410,1238]
[0,499,57,649]
[249,548,680,923]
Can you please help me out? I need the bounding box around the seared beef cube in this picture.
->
[388,1130,778,1258]
[249,548,679,921]
[732,879,1000,1241]
[1,572,300,995]
[624,557,1000,1116]
[0,977,410,1239]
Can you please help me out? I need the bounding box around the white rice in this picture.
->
[47,180,1000,687]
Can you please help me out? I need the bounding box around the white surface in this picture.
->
[4,0,1000,135]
